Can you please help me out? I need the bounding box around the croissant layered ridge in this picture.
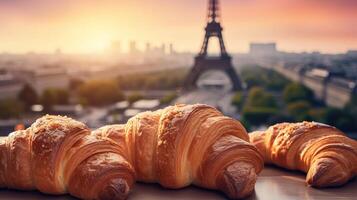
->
[250,122,357,188]
[0,104,263,199]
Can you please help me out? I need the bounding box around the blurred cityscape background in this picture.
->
[0,0,356,139]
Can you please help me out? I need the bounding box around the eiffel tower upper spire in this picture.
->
[208,0,220,22]
[199,0,228,57]
[184,0,242,91]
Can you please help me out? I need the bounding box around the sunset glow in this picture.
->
[1,0,357,53]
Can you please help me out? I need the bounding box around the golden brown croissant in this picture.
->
[250,122,357,188]
[0,116,135,200]
[0,104,263,199]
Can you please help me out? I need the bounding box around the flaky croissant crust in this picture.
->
[250,122,357,188]
[0,104,263,200]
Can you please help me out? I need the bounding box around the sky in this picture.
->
[0,0,357,54]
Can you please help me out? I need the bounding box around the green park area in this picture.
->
[234,66,357,132]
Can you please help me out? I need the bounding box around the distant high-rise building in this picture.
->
[249,43,277,55]
[161,44,166,55]
[129,41,138,54]
[145,43,151,53]
[169,43,175,55]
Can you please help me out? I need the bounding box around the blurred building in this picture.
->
[129,41,139,55]
[0,71,23,100]
[145,44,166,57]
[249,43,278,56]
[303,68,329,100]
[347,50,357,57]
[275,63,305,82]
[276,63,356,108]
[169,43,175,55]
[325,77,356,108]
[145,42,151,53]
[161,44,166,55]
[13,65,69,95]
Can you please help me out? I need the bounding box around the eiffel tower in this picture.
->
[184,0,242,91]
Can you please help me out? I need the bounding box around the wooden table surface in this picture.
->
[0,166,356,200]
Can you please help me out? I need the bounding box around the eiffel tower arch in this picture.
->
[184,0,242,91]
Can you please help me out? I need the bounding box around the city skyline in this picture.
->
[1,0,357,54]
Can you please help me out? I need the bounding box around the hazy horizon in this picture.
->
[1,0,357,54]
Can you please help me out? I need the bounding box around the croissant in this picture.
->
[250,122,357,188]
[0,104,263,199]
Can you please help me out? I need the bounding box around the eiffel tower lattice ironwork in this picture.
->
[184,0,242,91]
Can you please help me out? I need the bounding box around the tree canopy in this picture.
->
[241,66,289,91]
[241,87,279,126]
[18,84,38,109]
[287,101,312,121]
[117,68,187,90]
[283,83,314,103]
[0,99,24,119]
[78,79,124,106]
[127,92,143,104]
[245,87,278,108]
[160,92,178,105]
[41,88,70,111]
[231,92,244,110]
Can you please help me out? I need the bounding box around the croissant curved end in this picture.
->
[307,158,351,188]
[97,178,131,200]
[217,161,258,199]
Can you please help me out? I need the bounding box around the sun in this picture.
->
[80,28,116,53]
[88,35,112,53]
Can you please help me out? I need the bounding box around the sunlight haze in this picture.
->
[1,0,357,53]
